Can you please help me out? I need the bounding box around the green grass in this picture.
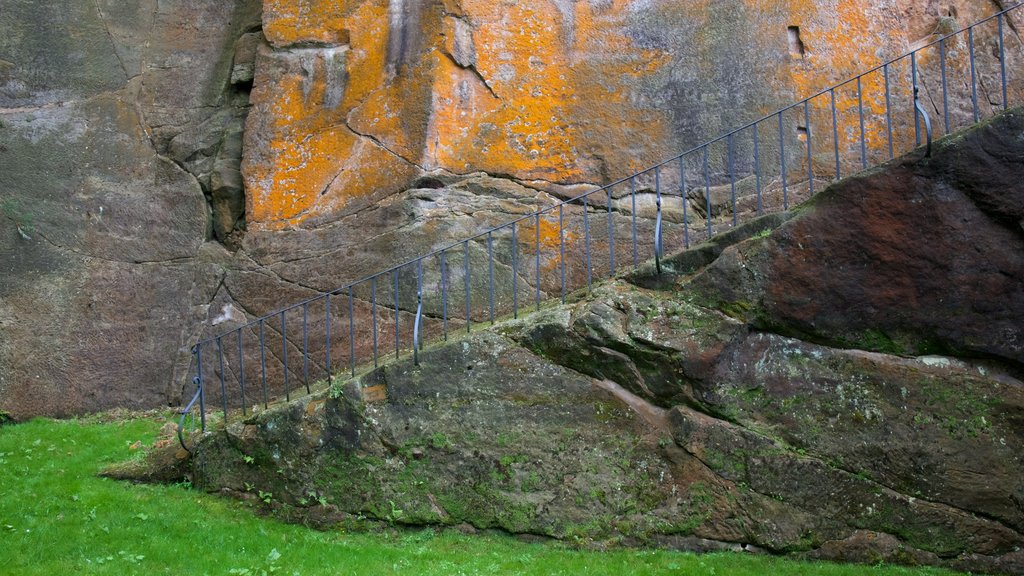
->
[0,416,968,576]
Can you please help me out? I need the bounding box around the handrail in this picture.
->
[182,2,1022,433]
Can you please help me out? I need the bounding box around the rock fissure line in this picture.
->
[439,50,499,100]
[29,229,133,266]
[91,0,132,84]
[341,117,427,172]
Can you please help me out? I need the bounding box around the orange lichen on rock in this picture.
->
[520,214,579,273]
[245,0,1016,230]
[261,0,357,47]
[245,0,422,230]
[425,0,673,181]
[247,0,677,229]
[782,0,902,159]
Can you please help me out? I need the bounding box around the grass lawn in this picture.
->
[0,415,969,576]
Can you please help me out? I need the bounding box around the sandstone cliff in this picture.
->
[166,107,1024,574]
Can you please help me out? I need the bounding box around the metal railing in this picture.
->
[178,3,1022,449]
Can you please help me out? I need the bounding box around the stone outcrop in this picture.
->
[685,107,1024,366]
[161,105,1024,574]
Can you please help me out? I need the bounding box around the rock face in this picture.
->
[2,0,1023,421]
[243,0,1024,230]
[178,107,1024,574]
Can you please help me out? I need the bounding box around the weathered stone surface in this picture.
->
[685,108,1024,365]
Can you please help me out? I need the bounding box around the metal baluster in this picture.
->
[559,204,566,304]
[804,100,813,196]
[197,342,205,428]
[914,87,933,157]
[912,52,920,146]
[583,197,591,290]
[630,176,638,266]
[940,37,949,134]
[535,212,541,311]
[858,76,867,169]
[511,222,518,319]
[654,168,663,274]
[487,232,495,324]
[372,277,378,367]
[464,241,471,333]
[969,26,979,123]
[217,336,227,422]
[441,250,448,340]
[281,310,289,402]
[999,14,1007,109]
[178,347,204,451]
[196,345,206,431]
[779,111,788,210]
[703,146,712,238]
[413,259,423,366]
[258,319,268,408]
[393,269,400,360]
[325,293,332,385]
[884,63,894,160]
[302,303,309,393]
[830,88,840,180]
[727,133,737,227]
[348,287,355,377]
[753,124,762,215]
[607,188,615,274]
[680,157,690,248]
[237,329,246,416]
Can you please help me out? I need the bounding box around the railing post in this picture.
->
[912,51,920,146]
[441,250,449,339]
[196,344,206,431]
[217,336,227,422]
[237,329,246,416]
[914,87,932,158]
[177,345,205,454]
[804,100,813,196]
[325,293,332,385]
[998,13,1007,109]
[727,133,737,227]
[348,287,356,377]
[654,168,663,274]
[511,222,518,319]
[371,277,379,366]
[281,310,289,402]
[413,259,423,366]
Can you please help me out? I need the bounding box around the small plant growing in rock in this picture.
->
[328,380,345,399]
[1,199,34,241]
[386,500,404,523]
